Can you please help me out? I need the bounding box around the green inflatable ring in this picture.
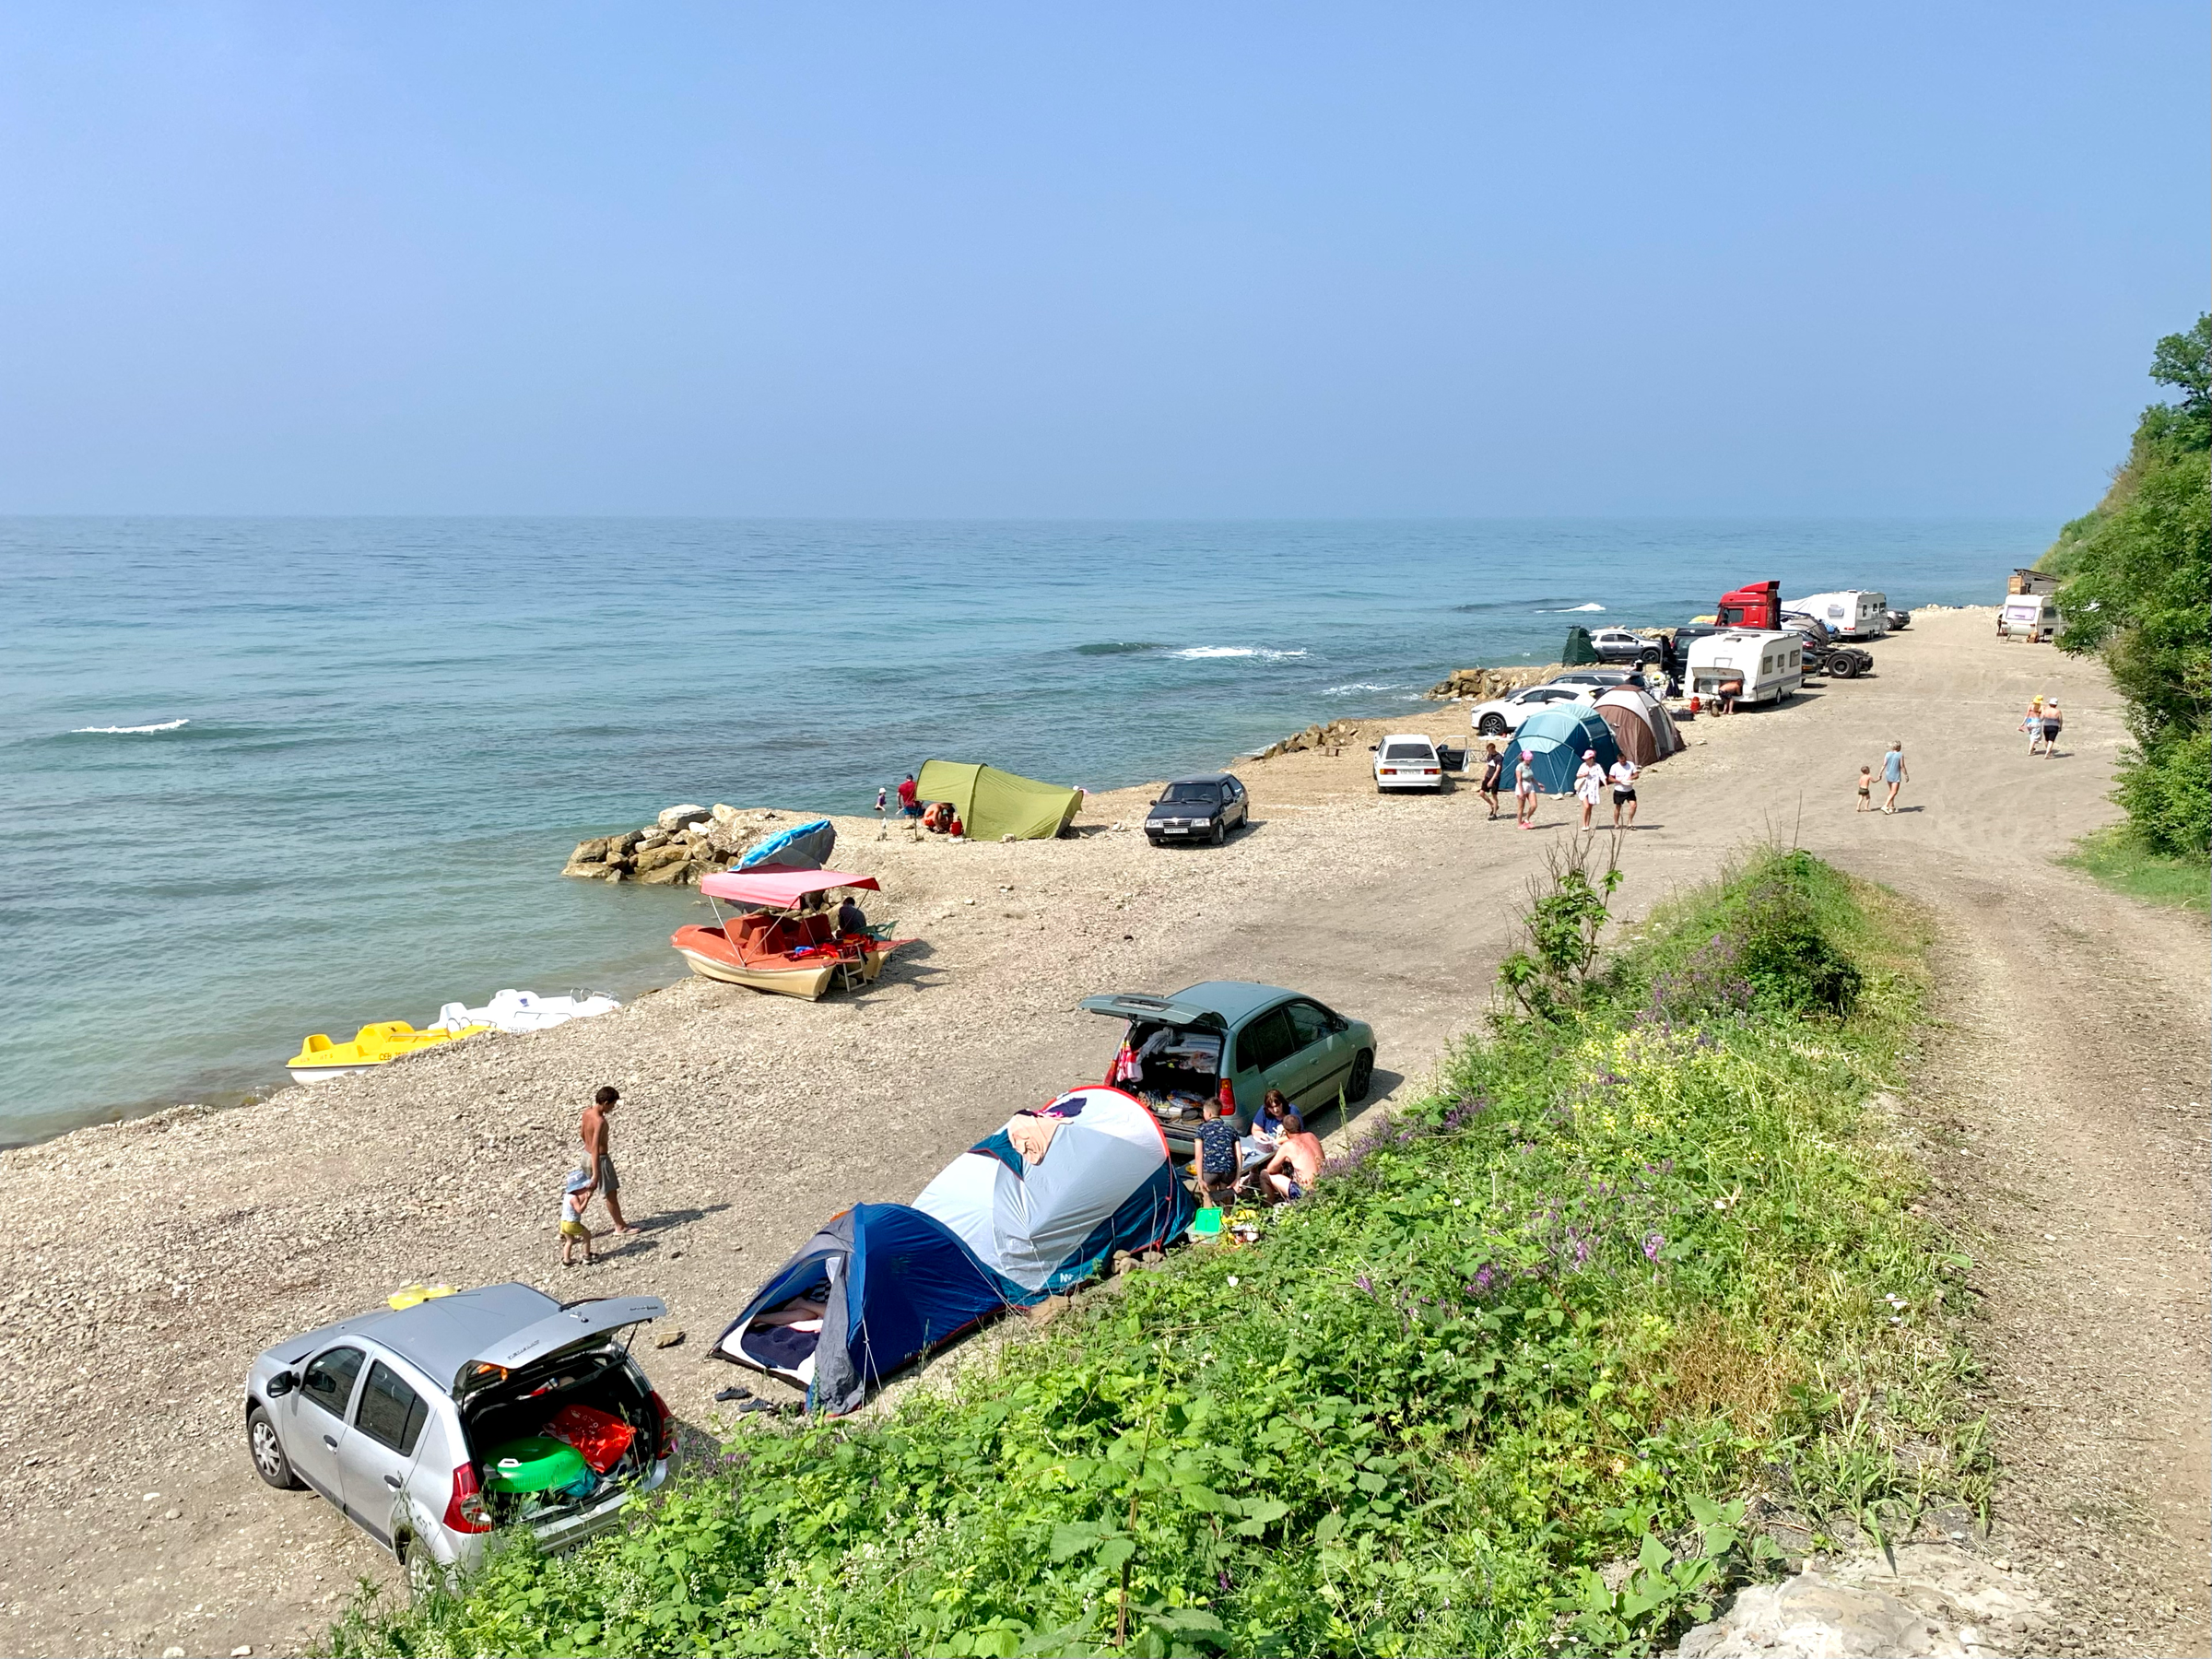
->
[482,1435,589,1494]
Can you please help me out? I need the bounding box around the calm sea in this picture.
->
[1,518,2046,1142]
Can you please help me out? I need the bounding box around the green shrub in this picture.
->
[330,853,1977,1659]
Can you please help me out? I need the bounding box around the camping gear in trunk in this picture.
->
[483,1436,592,1497]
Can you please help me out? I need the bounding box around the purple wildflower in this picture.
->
[1642,1231,1665,1262]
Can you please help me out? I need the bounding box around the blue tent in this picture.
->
[1501,707,1618,795]
[712,1204,1023,1415]
[738,818,836,872]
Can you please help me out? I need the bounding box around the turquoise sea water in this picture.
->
[2,517,2047,1142]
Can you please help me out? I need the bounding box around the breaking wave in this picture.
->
[72,718,190,734]
[1557,602,1606,613]
[1322,681,1396,696]
[1172,646,1307,660]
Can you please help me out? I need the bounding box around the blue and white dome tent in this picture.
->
[714,1086,1193,1414]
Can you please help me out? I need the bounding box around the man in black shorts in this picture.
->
[1608,757,1641,828]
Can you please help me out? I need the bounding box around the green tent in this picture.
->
[1561,625,1600,665]
[913,760,1083,841]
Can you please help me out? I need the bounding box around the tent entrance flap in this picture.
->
[913,760,1082,841]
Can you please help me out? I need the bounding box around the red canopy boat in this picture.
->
[671,869,905,1000]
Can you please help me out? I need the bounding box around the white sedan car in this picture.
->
[1373,734,1446,793]
[1466,682,1595,737]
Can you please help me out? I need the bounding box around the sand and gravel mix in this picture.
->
[1,607,2203,1659]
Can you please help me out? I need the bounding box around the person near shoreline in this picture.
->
[2022,695,2045,753]
[559,1169,596,1266]
[579,1086,640,1235]
[1855,764,1874,811]
[1608,756,1641,828]
[1477,741,1504,818]
[897,773,921,816]
[1514,750,1539,829]
[1880,742,1909,814]
[1258,1112,1324,1202]
[1573,749,1606,830]
[2036,700,2063,758]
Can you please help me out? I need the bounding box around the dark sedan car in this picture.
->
[1145,773,1249,846]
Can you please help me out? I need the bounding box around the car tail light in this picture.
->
[649,1389,676,1460]
[1422,769,1439,776]
[444,1463,493,1534]
[1380,768,1397,775]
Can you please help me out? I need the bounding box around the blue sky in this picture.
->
[0,3,2203,516]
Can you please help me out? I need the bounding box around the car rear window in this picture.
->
[355,1360,431,1457]
[1381,743,1433,762]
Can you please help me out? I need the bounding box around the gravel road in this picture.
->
[0,606,2201,1658]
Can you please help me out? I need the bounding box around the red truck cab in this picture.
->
[1715,581,1783,629]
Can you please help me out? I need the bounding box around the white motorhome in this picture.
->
[1784,590,1889,639]
[1997,593,2059,643]
[1687,630,1804,706]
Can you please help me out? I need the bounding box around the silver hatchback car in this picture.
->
[243,1284,674,1594]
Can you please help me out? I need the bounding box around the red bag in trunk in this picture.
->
[547,1403,635,1474]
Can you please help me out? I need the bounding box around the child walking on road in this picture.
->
[1855,764,1873,811]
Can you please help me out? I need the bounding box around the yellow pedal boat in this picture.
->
[287,1020,489,1085]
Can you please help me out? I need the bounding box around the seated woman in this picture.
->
[1238,1087,1291,1173]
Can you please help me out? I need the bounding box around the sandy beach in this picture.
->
[2,606,2205,1659]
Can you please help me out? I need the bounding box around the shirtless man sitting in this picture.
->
[1257,1112,1324,1202]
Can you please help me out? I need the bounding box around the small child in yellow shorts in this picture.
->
[560,1169,596,1265]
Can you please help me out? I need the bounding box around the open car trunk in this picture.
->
[1079,997,1229,1129]
[460,1335,665,1532]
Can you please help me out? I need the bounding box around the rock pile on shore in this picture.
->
[1426,663,1561,700]
[561,803,794,886]
[1253,718,1364,759]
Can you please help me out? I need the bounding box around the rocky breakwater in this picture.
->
[1426,663,1562,700]
[1253,717,1363,759]
[561,803,795,886]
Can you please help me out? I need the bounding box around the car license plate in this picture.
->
[1162,826,1190,835]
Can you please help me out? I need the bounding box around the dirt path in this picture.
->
[0,607,2202,1658]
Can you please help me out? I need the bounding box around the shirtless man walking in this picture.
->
[580,1086,641,1235]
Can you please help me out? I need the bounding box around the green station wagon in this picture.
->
[1081,980,1376,1141]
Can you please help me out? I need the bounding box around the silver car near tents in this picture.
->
[242,1285,674,1594]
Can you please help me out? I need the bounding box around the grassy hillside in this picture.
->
[330,850,1984,1658]
[2039,316,2211,864]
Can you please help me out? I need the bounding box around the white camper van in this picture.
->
[1687,630,1804,706]
[1784,591,1889,639]
[1997,593,2059,643]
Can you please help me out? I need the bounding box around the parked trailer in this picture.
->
[1783,590,1889,640]
[1997,594,2059,643]
[1686,630,1804,706]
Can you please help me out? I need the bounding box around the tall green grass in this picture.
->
[330,850,1983,1658]
[2059,824,2209,913]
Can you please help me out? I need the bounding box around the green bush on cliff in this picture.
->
[329,852,1982,1659]
[2044,314,2212,861]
